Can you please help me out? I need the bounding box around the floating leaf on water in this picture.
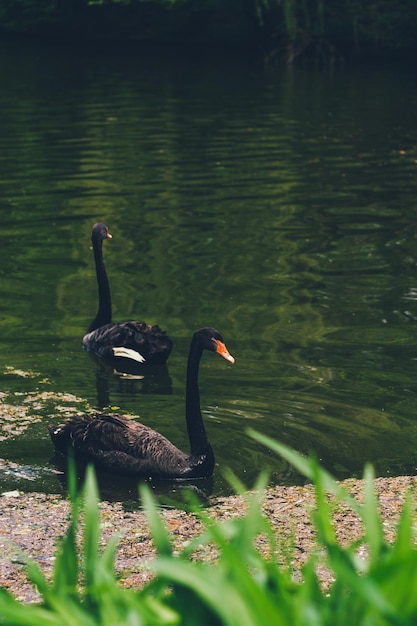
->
[3,366,43,379]
[0,390,91,440]
[1,490,21,498]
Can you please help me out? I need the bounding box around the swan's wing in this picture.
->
[112,346,146,363]
[49,414,192,478]
[83,321,172,364]
[85,448,187,477]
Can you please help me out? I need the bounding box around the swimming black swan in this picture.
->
[82,222,173,366]
[50,327,234,479]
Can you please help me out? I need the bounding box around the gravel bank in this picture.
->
[1,475,416,604]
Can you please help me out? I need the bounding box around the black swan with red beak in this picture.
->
[50,328,234,479]
[82,222,172,366]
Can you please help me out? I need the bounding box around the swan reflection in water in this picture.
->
[87,351,173,409]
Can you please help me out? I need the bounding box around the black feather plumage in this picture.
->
[51,328,234,479]
[82,222,172,366]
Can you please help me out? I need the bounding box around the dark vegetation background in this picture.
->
[1,0,417,64]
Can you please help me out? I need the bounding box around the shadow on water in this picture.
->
[50,452,214,510]
[87,352,173,409]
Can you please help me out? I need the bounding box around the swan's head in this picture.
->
[48,423,72,454]
[196,327,235,364]
[92,222,112,243]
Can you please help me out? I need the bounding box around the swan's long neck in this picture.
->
[185,338,210,458]
[88,237,112,333]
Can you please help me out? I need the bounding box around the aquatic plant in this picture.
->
[1,437,417,625]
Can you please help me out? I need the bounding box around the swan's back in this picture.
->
[83,320,173,364]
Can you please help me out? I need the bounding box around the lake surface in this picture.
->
[1,39,417,506]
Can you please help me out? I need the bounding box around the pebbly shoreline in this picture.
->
[1,474,416,604]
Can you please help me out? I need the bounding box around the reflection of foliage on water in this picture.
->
[1,0,417,62]
[1,39,417,497]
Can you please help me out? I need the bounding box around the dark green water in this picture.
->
[1,40,417,504]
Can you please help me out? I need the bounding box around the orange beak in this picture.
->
[106,227,112,239]
[214,340,235,364]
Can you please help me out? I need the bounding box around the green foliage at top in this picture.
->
[1,437,417,625]
[1,0,417,61]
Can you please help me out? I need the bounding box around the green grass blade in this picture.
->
[83,465,101,593]
[153,558,287,626]
[391,492,414,556]
[0,588,61,626]
[54,523,79,592]
[249,429,361,514]
[49,459,81,600]
[140,483,173,557]
[362,464,384,562]
[309,458,337,548]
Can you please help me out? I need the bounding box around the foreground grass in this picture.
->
[1,434,417,625]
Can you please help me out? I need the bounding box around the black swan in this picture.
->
[49,327,234,479]
[82,222,173,366]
